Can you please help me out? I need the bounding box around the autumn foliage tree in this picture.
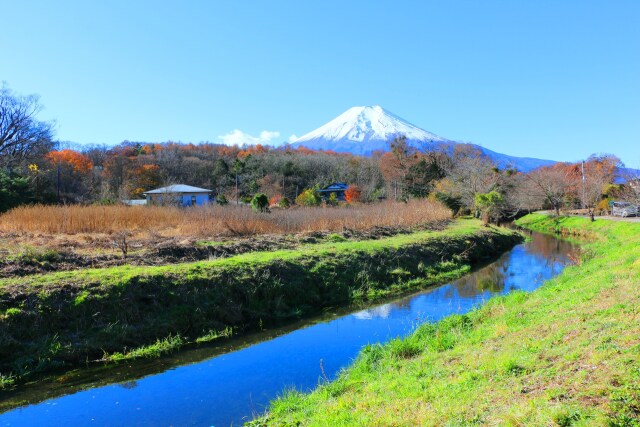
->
[269,194,283,207]
[46,149,93,173]
[0,100,627,218]
[522,163,580,216]
[45,149,94,201]
[580,155,620,220]
[379,136,417,200]
[345,185,361,203]
[128,164,162,198]
[102,145,136,198]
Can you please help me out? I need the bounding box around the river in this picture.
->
[0,231,576,426]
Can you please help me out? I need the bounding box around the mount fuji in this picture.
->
[290,106,556,172]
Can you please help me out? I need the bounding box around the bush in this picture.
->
[474,191,505,224]
[596,197,610,215]
[269,195,290,209]
[295,189,321,207]
[251,193,269,213]
[216,195,228,206]
[327,233,346,242]
[434,192,463,215]
[269,195,283,207]
[326,192,339,206]
[96,198,117,206]
[278,197,290,208]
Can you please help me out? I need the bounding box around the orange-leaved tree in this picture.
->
[45,149,94,201]
[46,149,93,173]
[129,164,162,198]
[345,185,362,203]
[269,194,283,207]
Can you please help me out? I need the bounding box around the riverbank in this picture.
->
[0,219,521,389]
[253,214,640,426]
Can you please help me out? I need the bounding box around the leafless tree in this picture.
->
[0,84,54,169]
[522,163,577,216]
[579,155,620,220]
[445,145,498,210]
[620,170,640,206]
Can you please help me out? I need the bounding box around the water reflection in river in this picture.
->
[0,232,576,427]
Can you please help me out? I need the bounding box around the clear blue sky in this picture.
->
[2,1,639,166]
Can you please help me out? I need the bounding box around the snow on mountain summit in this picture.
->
[290,105,556,171]
[291,106,446,154]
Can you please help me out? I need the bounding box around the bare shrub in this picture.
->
[110,231,132,260]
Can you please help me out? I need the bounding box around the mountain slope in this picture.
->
[290,106,556,172]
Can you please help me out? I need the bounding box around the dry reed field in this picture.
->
[0,200,451,238]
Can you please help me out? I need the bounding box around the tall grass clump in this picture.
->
[0,199,450,237]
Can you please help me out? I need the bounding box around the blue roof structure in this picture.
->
[143,184,212,195]
[317,183,348,193]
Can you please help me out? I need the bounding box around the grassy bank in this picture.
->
[253,214,640,426]
[0,219,520,388]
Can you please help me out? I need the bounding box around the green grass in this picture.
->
[0,373,15,389]
[0,219,489,289]
[194,326,233,344]
[104,335,185,362]
[0,219,521,388]
[327,233,347,243]
[252,214,640,426]
[8,246,66,266]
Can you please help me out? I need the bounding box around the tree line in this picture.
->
[1,84,637,219]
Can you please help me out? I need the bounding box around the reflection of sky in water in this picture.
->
[352,303,392,320]
[0,234,575,427]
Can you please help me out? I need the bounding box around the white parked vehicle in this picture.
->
[611,201,638,217]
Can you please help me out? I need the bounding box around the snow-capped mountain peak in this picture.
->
[290,105,557,171]
[291,105,446,152]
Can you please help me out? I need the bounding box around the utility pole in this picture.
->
[581,161,585,209]
[232,158,243,206]
[57,165,61,202]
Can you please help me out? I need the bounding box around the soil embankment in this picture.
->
[0,219,521,388]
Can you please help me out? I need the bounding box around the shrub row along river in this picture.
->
[0,230,576,427]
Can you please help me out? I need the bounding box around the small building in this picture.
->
[318,182,348,201]
[143,185,213,207]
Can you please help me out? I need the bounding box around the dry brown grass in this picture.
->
[0,200,451,238]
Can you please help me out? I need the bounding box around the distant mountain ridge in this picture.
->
[290,106,556,172]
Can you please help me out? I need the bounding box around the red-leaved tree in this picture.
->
[345,185,361,203]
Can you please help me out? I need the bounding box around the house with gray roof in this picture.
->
[143,184,213,207]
